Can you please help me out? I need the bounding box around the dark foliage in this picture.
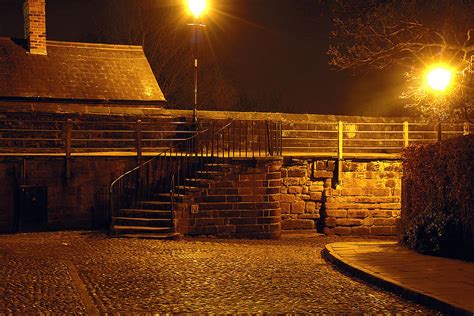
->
[400,134,474,260]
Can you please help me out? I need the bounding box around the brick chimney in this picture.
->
[23,0,47,55]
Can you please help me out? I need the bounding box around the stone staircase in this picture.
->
[111,160,229,239]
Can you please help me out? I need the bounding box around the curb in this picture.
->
[322,243,473,316]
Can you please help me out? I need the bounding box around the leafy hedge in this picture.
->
[400,134,474,260]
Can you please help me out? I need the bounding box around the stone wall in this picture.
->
[279,158,402,236]
[323,160,402,236]
[280,159,334,231]
[0,157,137,232]
[176,158,282,239]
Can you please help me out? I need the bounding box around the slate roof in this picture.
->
[0,38,166,103]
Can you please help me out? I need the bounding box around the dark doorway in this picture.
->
[16,185,48,232]
[0,163,16,233]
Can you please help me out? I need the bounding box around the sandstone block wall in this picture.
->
[176,158,282,239]
[323,160,402,236]
[279,159,402,236]
[280,159,334,231]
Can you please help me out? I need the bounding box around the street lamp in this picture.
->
[187,0,207,123]
[426,66,453,92]
[425,64,455,141]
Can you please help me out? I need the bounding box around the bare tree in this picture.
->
[87,0,238,110]
[324,0,473,121]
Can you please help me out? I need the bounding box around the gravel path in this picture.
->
[0,231,441,314]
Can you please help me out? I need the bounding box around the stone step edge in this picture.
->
[322,243,472,316]
[113,217,172,222]
[110,233,181,240]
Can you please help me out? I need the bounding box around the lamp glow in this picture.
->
[187,0,207,18]
[426,67,453,91]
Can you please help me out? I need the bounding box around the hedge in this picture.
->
[400,134,474,260]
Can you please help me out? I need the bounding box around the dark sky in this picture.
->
[0,0,407,116]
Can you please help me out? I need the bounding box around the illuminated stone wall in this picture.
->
[279,159,402,236]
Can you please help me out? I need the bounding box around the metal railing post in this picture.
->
[135,120,143,163]
[64,119,72,183]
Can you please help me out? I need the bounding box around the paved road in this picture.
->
[0,231,441,314]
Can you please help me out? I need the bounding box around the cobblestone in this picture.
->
[0,231,441,314]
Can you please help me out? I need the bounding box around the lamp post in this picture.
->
[187,0,207,123]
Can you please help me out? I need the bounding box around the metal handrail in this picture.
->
[108,118,282,232]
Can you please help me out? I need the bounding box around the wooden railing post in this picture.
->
[64,119,72,183]
[135,120,142,162]
[403,121,409,148]
[463,122,470,135]
[337,121,343,185]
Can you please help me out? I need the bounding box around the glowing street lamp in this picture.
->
[188,0,206,18]
[426,66,453,92]
[186,0,207,122]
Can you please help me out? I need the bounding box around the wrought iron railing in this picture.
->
[108,119,283,230]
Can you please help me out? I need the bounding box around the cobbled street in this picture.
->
[0,231,441,314]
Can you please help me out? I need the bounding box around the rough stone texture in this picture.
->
[323,160,402,236]
[0,232,440,314]
[280,159,333,230]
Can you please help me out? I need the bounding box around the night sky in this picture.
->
[0,0,407,116]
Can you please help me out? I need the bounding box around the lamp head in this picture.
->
[426,66,453,92]
[187,0,207,18]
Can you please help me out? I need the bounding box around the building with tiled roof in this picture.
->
[0,0,166,106]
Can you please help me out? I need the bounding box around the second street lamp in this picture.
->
[187,0,207,123]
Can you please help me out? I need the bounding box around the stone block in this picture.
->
[300,194,311,200]
[281,202,291,214]
[325,209,347,218]
[310,192,322,200]
[372,188,391,196]
[283,178,300,186]
[299,213,320,219]
[280,187,288,194]
[305,201,316,213]
[347,209,369,219]
[342,188,364,196]
[316,161,327,170]
[281,219,315,230]
[373,218,396,226]
[325,217,337,227]
[292,200,305,214]
[336,218,363,227]
[334,227,352,235]
[309,182,324,191]
[371,210,393,218]
[379,203,401,210]
[313,171,333,178]
[302,186,309,194]
[280,194,295,203]
[281,168,288,177]
[352,226,371,235]
[385,179,398,188]
[288,186,302,194]
[288,169,306,178]
[324,227,335,235]
[370,226,395,236]
[362,217,374,226]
